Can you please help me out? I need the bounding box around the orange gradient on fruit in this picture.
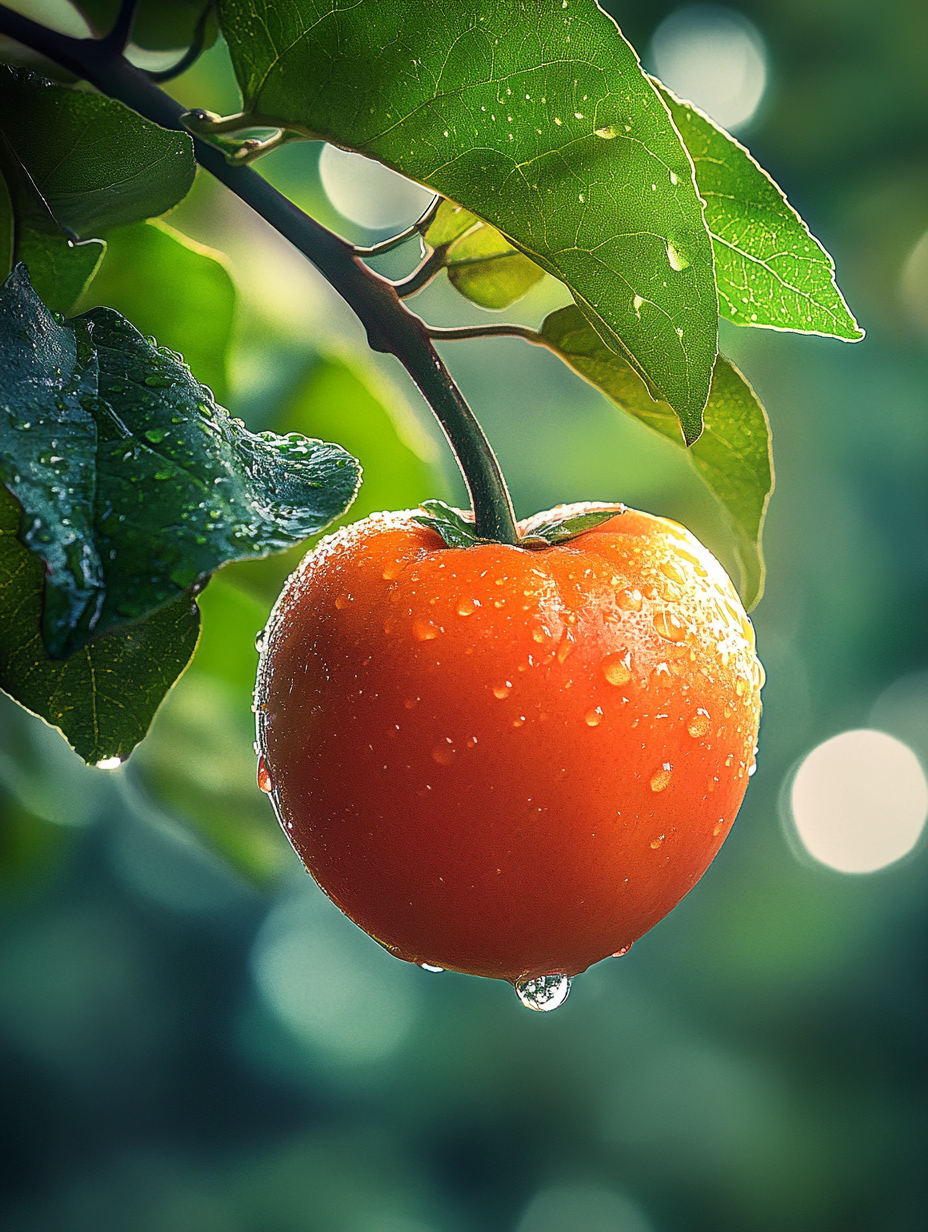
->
[255,504,763,983]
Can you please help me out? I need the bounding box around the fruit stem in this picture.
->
[0,4,520,546]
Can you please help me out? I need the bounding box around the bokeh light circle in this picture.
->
[319,144,434,231]
[650,5,768,131]
[789,729,928,873]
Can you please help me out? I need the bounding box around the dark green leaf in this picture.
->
[74,0,218,52]
[521,505,627,545]
[75,219,235,401]
[0,484,200,766]
[217,0,718,436]
[654,82,863,341]
[0,66,195,235]
[539,305,772,608]
[0,264,361,657]
[411,500,484,549]
[0,137,106,315]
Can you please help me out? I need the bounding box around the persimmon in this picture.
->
[254,503,763,1009]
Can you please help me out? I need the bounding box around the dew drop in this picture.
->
[650,835,665,849]
[404,697,420,710]
[661,560,686,585]
[382,560,403,581]
[595,124,618,139]
[412,619,438,641]
[492,682,512,699]
[612,944,633,957]
[257,756,273,793]
[735,675,749,696]
[466,736,478,748]
[515,974,571,1012]
[666,240,690,271]
[557,634,574,664]
[653,609,687,642]
[713,820,724,836]
[687,709,711,737]
[616,587,643,612]
[585,707,603,727]
[457,598,477,616]
[254,628,266,653]
[532,627,547,644]
[94,756,123,771]
[650,764,673,792]
[602,653,631,686]
[335,593,351,610]
[419,963,444,972]
[431,739,456,766]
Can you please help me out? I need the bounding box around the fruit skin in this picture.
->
[255,503,763,984]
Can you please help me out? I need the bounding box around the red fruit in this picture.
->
[254,504,763,1003]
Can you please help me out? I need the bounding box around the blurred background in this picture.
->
[1,0,926,1229]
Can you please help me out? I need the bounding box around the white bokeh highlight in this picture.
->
[789,730,928,873]
[650,5,768,131]
[319,144,434,231]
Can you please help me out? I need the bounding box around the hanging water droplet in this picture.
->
[257,756,273,793]
[94,756,123,771]
[515,974,571,1011]
[612,944,633,957]
[255,629,266,653]
[419,963,444,972]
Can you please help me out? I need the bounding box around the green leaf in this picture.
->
[539,305,773,608]
[75,219,235,401]
[0,485,200,766]
[411,500,484,549]
[217,0,719,437]
[74,0,218,51]
[0,66,195,236]
[654,82,863,341]
[0,136,106,315]
[521,504,627,545]
[422,201,481,249]
[0,264,361,657]
[444,220,545,311]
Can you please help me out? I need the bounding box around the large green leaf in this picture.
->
[540,305,773,608]
[0,485,200,766]
[0,264,361,658]
[76,219,235,401]
[655,82,863,341]
[0,66,195,236]
[216,0,718,439]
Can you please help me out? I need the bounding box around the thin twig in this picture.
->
[100,0,139,52]
[392,245,449,298]
[427,323,546,346]
[353,194,441,258]
[146,0,215,83]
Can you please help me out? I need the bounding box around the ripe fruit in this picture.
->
[254,503,763,1006]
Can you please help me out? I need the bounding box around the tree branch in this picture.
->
[101,0,139,52]
[0,4,518,546]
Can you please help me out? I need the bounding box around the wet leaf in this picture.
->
[76,219,235,401]
[218,0,718,437]
[0,66,195,236]
[0,485,200,765]
[0,264,361,657]
[521,505,626,546]
[412,501,484,549]
[540,305,772,608]
[655,82,863,341]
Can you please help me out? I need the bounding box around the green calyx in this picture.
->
[412,500,626,550]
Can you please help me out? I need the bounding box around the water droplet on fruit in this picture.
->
[432,740,456,765]
[412,619,438,641]
[532,627,548,643]
[492,682,512,699]
[687,709,711,737]
[515,974,571,1012]
[585,707,603,727]
[404,697,419,710]
[255,629,266,653]
[602,653,631,686]
[735,675,749,696]
[661,560,686,585]
[653,609,687,642]
[335,593,351,609]
[557,633,574,664]
[612,944,633,957]
[419,963,444,972]
[650,764,673,792]
[257,756,273,793]
[713,820,724,836]
[382,559,403,581]
[650,834,665,849]
[94,756,123,771]
[457,598,477,615]
[616,587,643,612]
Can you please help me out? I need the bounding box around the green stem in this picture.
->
[0,5,519,547]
